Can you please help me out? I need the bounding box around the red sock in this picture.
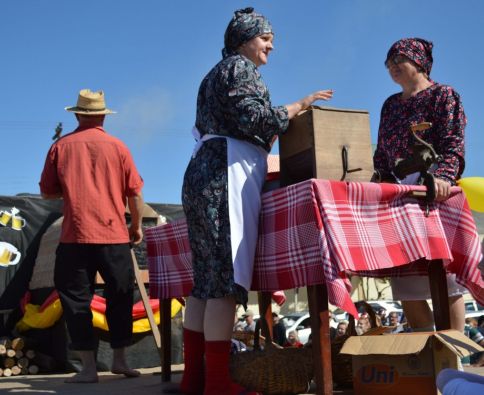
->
[180,328,205,395]
[204,341,259,395]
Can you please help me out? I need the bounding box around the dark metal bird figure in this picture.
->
[52,122,63,141]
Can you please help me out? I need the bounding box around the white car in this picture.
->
[281,312,312,344]
[464,300,484,319]
[281,311,339,344]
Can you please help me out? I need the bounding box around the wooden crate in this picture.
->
[279,106,374,186]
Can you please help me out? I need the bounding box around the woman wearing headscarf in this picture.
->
[373,38,467,332]
[178,8,333,395]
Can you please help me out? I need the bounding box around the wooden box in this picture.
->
[279,106,374,186]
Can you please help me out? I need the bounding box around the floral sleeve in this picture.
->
[432,87,466,185]
[373,99,391,175]
[223,59,289,147]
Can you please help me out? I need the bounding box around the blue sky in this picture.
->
[1,0,483,204]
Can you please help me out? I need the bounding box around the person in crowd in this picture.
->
[284,330,303,348]
[388,311,400,326]
[356,315,371,335]
[377,308,388,326]
[388,311,408,333]
[336,321,348,338]
[272,312,287,346]
[437,368,484,394]
[176,8,333,395]
[242,309,256,333]
[465,317,478,329]
[463,315,484,366]
[373,38,467,332]
[39,89,144,383]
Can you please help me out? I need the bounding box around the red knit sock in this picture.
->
[204,341,259,395]
[180,328,205,395]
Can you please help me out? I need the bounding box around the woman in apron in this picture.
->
[179,8,333,395]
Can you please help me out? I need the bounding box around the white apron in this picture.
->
[192,128,268,291]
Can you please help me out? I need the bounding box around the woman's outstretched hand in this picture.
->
[286,89,334,119]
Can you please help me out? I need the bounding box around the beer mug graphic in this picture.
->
[0,210,12,226]
[0,242,21,267]
[11,215,26,231]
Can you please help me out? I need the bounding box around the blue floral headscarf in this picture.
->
[222,7,273,58]
[385,38,434,75]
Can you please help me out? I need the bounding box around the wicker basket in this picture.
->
[331,301,382,388]
[230,318,313,394]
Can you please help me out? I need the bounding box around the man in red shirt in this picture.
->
[40,89,144,383]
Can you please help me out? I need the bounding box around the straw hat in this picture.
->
[65,89,116,115]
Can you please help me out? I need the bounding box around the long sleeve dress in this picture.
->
[373,83,466,185]
[182,53,288,305]
[373,82,467,300]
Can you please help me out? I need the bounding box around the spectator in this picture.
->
[465,317,478,329]
[356,315,371,335]
[272,312,287,346]
[336,322,348,338]
[388,311,400,326]
[377,308,388,326]
[242,310,256,333]
[284,330,303,348]
[464,316,484,366]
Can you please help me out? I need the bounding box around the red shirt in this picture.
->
[40,127,143,243]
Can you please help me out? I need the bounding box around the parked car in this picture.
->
[281,312,312,344]
[464,299,484,319]
[281,311,340,344]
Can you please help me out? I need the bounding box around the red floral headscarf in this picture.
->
[386,38,434,75]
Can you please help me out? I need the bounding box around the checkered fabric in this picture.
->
[146,179,483,317]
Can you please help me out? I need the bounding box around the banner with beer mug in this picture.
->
[0,207,27,231]
[0,241,21,267]
[0,197,63,311]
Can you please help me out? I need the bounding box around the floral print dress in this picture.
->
[373,82,466,185]
[182,54,288,305]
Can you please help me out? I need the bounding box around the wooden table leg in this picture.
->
[307,284,333,395]
[160,298,172,382]
[428,259,451,330]
[257,292,273,340]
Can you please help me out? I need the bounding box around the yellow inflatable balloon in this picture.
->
[458,177,484,213]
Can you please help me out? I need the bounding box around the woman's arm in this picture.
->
[285,90,334,119]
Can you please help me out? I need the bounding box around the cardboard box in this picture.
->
[340,330,484,395]
[279,106,374,186]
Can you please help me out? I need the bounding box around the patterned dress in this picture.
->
[182,54,288,305]
[373,82,466,185]
[374,82,467,301]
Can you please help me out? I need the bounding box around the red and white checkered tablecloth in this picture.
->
[146,179,483,318]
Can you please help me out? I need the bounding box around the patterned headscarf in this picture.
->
[222,7,273,58]
[385,38,434,75]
